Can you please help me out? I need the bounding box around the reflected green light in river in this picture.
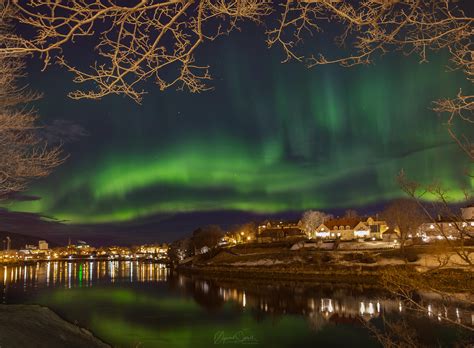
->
[39,288,378,348]
[1,262,471,347]
[78,264,83,287]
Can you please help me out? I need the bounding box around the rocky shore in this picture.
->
[0,305,110,348]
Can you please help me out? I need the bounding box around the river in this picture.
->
[1,261,472,347]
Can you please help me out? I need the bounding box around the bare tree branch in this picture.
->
[0,4,64,199]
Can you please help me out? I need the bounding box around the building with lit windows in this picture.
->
[313,217,389,241]
[418,219,474,241]
[257,220,306,243]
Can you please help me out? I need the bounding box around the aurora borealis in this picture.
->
[3,30,472,226]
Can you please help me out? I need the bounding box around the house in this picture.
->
[415,206,474,241]
[382,229,398,242]
[418,218,474,241]
[313,217,387,241]
[258,220,299,234]
[365,217,389,239]
[314,217,367,241]
[257,220,306,243]
[257,228,306,243]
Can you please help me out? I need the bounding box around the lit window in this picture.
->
[430,224,435,229]
[316,232,330,238]
[354,230,369,237]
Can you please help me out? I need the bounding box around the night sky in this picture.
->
[1,27,472,243]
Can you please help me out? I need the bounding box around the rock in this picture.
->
[290,241,304,250]
[0,304,110,348]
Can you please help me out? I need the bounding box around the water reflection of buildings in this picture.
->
[176,275,474,329]
[1,261,169,300]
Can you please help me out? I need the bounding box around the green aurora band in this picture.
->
[5,38,473,224]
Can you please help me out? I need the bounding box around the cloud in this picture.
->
[38,119,89,144]
[4,193,42,202]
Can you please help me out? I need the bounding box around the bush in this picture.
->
[342,253,362,262]
[360,254,377,264]
[321,253,332,263]
[403,249,420,262]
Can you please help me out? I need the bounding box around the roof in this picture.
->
[259,228,304,238]
[382,229,397,235]
[325,217,361,229]
[284,228,305,236]
[259,229,283,238]
[260,219,299,225]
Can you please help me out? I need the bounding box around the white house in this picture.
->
[418,220,474,241]
[313,217,387,241]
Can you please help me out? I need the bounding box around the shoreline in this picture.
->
[174,243,474,289]
[0,304,110,347]
[177,263,473,291]
[0,258,170,266]
[177,265,383,285]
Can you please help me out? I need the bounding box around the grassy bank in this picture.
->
[178,243,473,288]
[178,264,384,284]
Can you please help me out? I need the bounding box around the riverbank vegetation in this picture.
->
[178,242,473,289]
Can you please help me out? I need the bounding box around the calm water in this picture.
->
[1,261,472,347]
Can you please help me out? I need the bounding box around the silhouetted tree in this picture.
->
[168,237,193,262]
[381,199,426,253]
[192,225,224,251]
[299,210,332,237]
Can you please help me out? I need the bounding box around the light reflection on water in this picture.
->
[189,276,473,328]
[0,261,472,347]
[1,261,169,293]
